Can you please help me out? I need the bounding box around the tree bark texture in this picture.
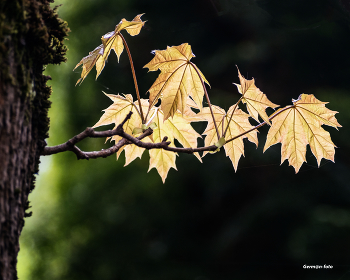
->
[0,1,68,279]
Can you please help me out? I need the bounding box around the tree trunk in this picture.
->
[0,1,68,279]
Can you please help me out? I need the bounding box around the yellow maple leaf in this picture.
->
[94,93,202,181]
[234,67,278,125]
[120,98,151,166]
[144,43,210,120]
[148,108,202,182]
[174,97,205,122]
[199,105,258,170]
[74,14,145,85]
[148,109,177,183]
[93,92,142,134]
[92,93,148,165]
[264,94,341,172]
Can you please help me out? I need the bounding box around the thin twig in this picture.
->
[42,111,134,158]
[41,111,218,160]
[223,96,244,137]
[42,106,291,160]
[190,61,220,140]
[225,105,293,144]
[119,33,145,124]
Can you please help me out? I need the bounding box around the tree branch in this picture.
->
[41,111,218,160]
[225,105,293,144]
[42,105,293,161]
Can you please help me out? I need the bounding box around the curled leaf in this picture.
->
[74,14,145,85]
[234,67,279,125]
[73,45,104,86]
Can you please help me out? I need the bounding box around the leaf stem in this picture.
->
[144,62,186,122]
[119,33,145,123]
[223,96,244,137]
[222,115,225,136]
[43,105,295,160]
[225,105,293,144]
[189,62,220,141]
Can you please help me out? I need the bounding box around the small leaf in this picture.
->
[148,122,157,129]
[93,93,150,166]
[209,148,220,154]
[115,14,145,36]
[234,67,279,125]
[93,93,140,131]
[74,14,145,85]
[215,137,226,148]
[73,45,104,85]
[132,127,143,135]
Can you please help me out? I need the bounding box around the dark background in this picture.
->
[18,0,350,279]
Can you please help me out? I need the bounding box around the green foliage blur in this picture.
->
[18,0,350,279]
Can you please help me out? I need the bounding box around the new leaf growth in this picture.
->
[44,14,341,182]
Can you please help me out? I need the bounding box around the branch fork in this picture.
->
[41,110,222,160]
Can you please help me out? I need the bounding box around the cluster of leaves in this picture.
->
[74,14,341,182]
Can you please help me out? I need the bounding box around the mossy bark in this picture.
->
[0,0,69,279]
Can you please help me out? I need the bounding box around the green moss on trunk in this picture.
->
[0,0,69,278]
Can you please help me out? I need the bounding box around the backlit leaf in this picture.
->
[74,14,145,85]
[148,109,177,183]
[199,105,258,170]
[93,93,148,166]
[264,94,341,172]
[234,67,278,125]
[144,43,209,120]
[95,93,202,182]
[148,108,202,182]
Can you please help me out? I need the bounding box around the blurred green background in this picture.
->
[18,0,350,279]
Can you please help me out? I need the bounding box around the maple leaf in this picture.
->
[180,97,206,122]
[93,93,148,165]
[148,108,202,183]
[74,14,145,85]
[144,43,210,120]
[234,67,278,125]
[199,105,258,170]
[264,94,341,172]
[94,93,202,182]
